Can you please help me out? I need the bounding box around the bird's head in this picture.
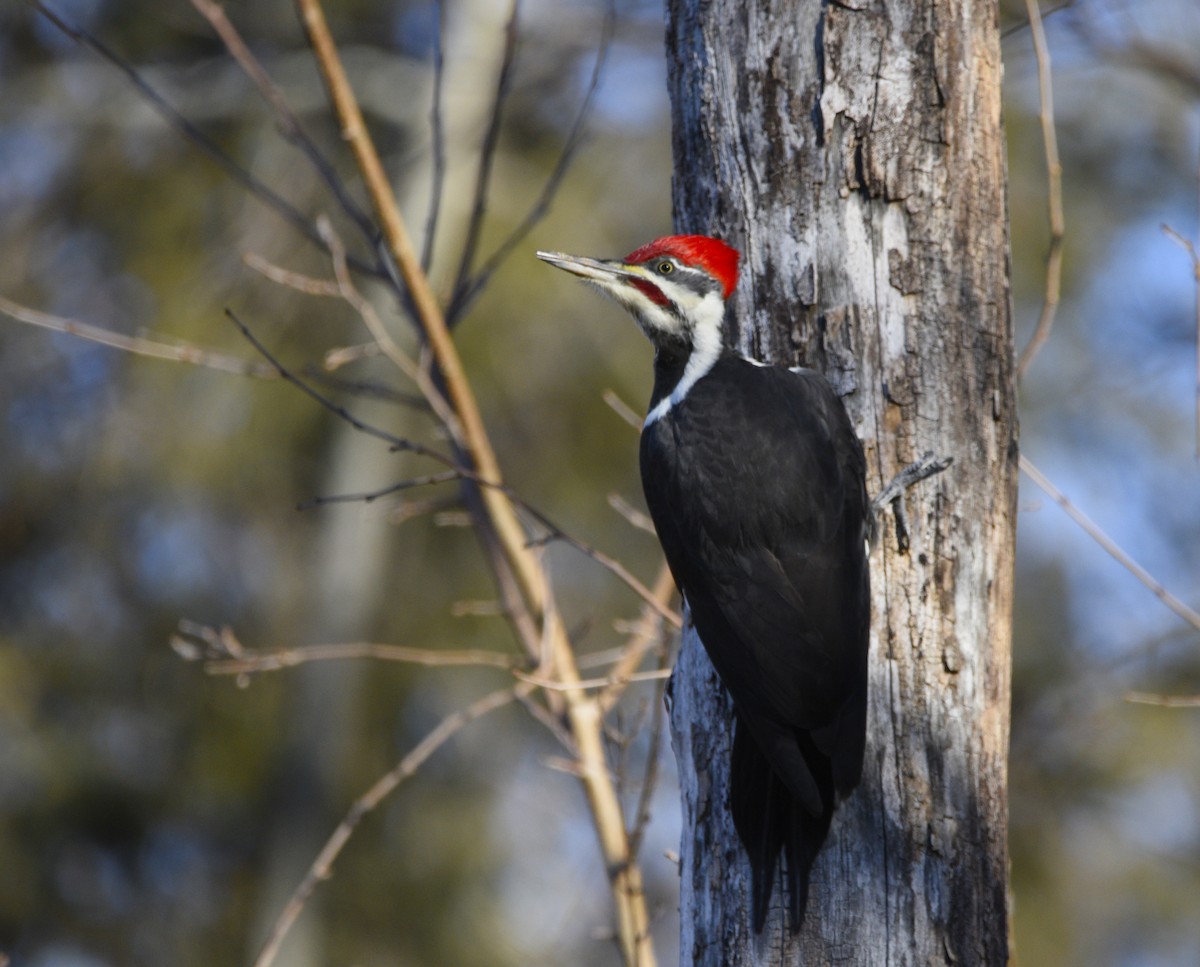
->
[536,234,740,356]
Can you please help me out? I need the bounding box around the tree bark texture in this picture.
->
[663,1,1016,964]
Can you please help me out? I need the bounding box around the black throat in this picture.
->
[648,340,694,412]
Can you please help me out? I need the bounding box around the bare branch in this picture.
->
[1020,455,1200,632]
[1125,691,1200,708]
[207,643,514,675]
[300,470,463,510]
[598,563,678,713]
[516,667,673,692]
[243,252,342,298]
[317,216,465,441]
[627,652,669,861]
[300,367,428,410]
[449,0,618,319]
[525,525,682,629]
[603,388,643,430]
[1001,0,1075,40]
[1016,0,1066,380]
[421,0,448,272]
[447,0,521,318]
[291,8,654,958]
[608,492,658,536]
[225,307,455,464]
[187,0,377,245]
[322,343,382,370]
[0,295,275,378]
[295,0,546,620]
[170,621,517,675]
[31,3,380,277]
[871,451,954,554]
[252,683,527,967]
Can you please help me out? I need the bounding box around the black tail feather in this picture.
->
[730,714,835,933]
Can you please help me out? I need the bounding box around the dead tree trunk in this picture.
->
[663,0,1016,963]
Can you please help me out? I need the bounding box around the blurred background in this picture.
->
[1,0,1198,965]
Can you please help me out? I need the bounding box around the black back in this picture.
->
[640,352,870,931]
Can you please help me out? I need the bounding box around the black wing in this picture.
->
[640,357,869,929]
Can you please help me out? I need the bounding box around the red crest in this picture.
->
[624,235,740,299]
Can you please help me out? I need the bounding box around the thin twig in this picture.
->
[292,8,653,960]
[603,388,643,430]
[1020,455,1200,632]
[450,0,617,319]
[300,470,463,510]
[1001,0,1075,40]
[198,641,517,675]
[32,2,379,277]
[421,0,448,272]
[187,0,377,245]
[243,252,342,298]
[323,343,381,370]
[294,0,545,619]
[317,216,465,441]
[515,668,672,692]
[300,367,428,410]
[225,307,454,464]
[599,563,678,713]
[446,0,521,320]
[0,295,275,378]
[1160,223,1200,459]
[525,525,681,629]
[1016,0,1066,380]
[627,645,670,860]
[252,683,527,967]
[1125,691,1200,708]
[608,492,657,536]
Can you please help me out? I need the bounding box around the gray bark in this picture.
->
[663,1,1016,964]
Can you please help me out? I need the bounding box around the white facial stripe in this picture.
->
[644,289,725,428]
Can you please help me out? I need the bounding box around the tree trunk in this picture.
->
[663,1,1016,963]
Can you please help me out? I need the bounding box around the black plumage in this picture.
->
[640,350,870,931]
[536,234,871,933]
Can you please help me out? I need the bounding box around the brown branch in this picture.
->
[527,529,681,630]
[1125,691,1200,708]
[293,6,654,961]
[201,642,517,676]
[251,683,527,967]
[608,492,658,536]
[294,0,545,620]
[1020,455,1200,632]
[0,295,276,378]
[1016,0,1066,380]
[627,646,670,861]
[316,216,464,441]
[515,667,673,692]
[1001,0,1075,40]
[188,0,376,244]
[242,252,342,297]
[599,563,678,714]
[603,388,643,430]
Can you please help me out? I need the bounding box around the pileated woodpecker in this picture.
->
[537,235,871,932]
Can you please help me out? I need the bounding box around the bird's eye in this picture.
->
[657,261,674,275]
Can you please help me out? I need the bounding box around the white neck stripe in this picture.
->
[643,292,725,428]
